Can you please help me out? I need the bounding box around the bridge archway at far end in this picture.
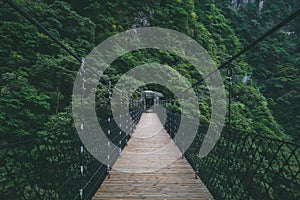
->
[141,90,163,112]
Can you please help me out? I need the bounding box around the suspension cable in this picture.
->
[2,0,82,63]
[4,0,300,91]
[183,8,300,93]
[2,0,123,92]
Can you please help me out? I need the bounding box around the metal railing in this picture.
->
[0,107,143,200]
[159,109,300,200]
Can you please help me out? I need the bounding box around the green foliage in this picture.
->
[0,70,50,136]
[195,0,241,59]
[215,0,300,141]
[1,0,298,199]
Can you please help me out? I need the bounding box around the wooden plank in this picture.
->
[92,113,214,200]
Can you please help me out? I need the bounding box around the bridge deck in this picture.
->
[92,113,214,200]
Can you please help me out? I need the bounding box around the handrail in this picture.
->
[1,106,143,199]
[159,107,300,200]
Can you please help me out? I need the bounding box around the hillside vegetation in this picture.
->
[0,0,299,199]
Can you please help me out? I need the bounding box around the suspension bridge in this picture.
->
[2,100,299,199]
[93,112,213,200]
[1,1,300,200]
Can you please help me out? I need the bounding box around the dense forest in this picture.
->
[1,0,299,141]
[0,0,299,199]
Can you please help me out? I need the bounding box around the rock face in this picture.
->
[231,0,264,12]
[231,0,249,10]
[258,0,264,13]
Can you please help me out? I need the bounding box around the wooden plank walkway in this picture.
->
[93,112,214,200]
